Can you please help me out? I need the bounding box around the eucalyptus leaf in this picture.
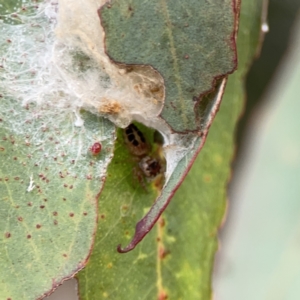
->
[0,1,115,299]
[77,0,264,299]
[100,0,238,132]
[0,0,265,298]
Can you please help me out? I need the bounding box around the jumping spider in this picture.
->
[123,123,165,190]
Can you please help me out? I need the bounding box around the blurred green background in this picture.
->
[214,1,300,300]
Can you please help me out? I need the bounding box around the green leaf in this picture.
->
[77,0,264,299]
[0,97,115,299]
[0,1,116,299]
[100,0,237,133]
[116,79,227,253]
[0,0,264,298]
[99,0,240,254]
